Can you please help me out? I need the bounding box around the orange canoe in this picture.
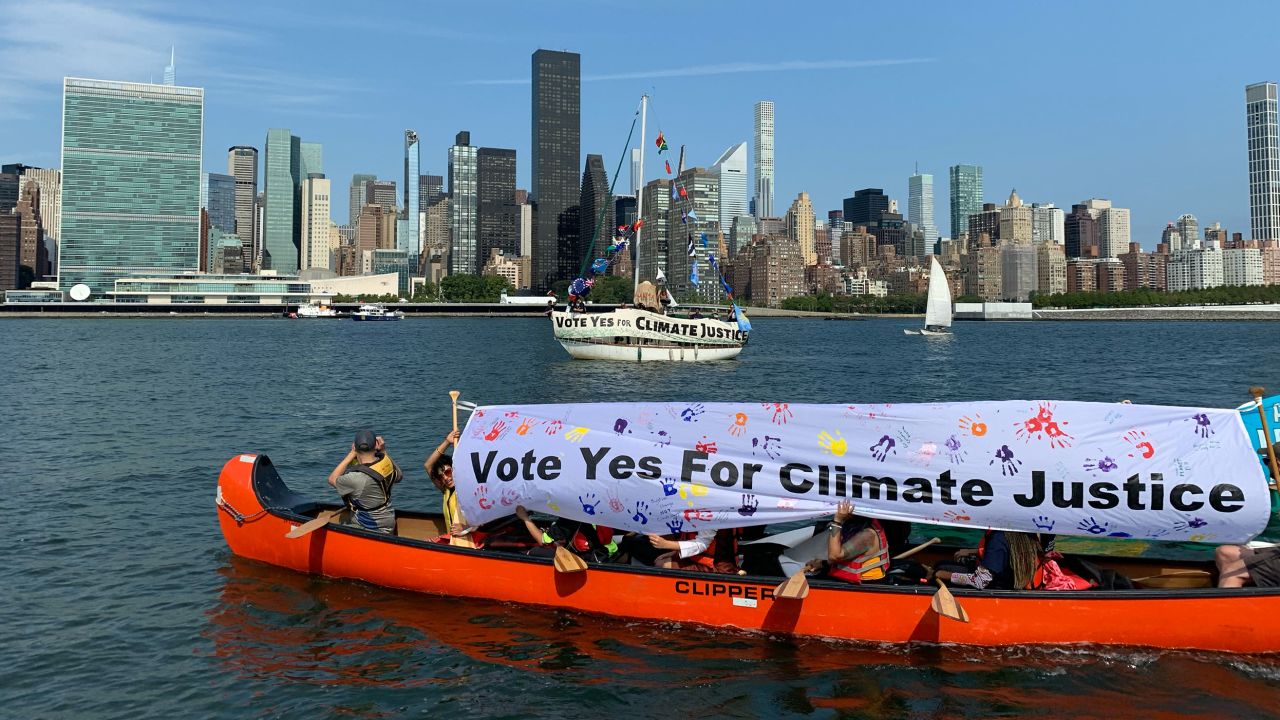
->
[216,454,1280,654]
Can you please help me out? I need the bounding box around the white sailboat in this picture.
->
[551,95,750,362]
[905,256,953,335]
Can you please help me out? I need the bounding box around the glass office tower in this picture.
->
[59,78,203,298]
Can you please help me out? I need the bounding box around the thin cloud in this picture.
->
[459,58,933,86]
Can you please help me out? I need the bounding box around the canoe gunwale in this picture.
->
[241,454,1280,603]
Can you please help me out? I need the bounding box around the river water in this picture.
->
[6,317,1280,718]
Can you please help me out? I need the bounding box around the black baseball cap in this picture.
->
[354,430,377,451]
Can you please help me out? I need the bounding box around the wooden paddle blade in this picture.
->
[774,571,810,600]
[893,537,940,561]
[553,546,588,573]
[931,578,969,623]
[285,509,344,539]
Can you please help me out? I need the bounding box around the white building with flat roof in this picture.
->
[1224,246,1264,286]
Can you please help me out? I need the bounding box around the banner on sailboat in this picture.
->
[551,309,747,345]
[453,400,1270,542]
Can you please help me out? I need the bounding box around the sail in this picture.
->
[924,256,952,328]
[452,400,1269,543]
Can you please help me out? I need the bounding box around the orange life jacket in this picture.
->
[978,531,1046,589]
[829,519,889,584]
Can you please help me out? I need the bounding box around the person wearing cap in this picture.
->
[326,430,403,534]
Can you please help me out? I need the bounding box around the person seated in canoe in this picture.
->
[424,429,478,542]
[824,501,890,584]
[647,529,740,573]
[1215,445,1280,588]
[933,530,1049,590]
[513,505,618,562]
[326,429,403,534]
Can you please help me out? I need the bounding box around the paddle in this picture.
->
[285,508,346,539]
[931,578,969,622]
[449,390,461,433]
[773,536,943,600]
[553,545,588,573]
[1249,387,1280,495]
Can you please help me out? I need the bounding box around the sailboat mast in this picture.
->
[634,94,647,294]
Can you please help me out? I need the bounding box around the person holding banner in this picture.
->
[1215,446,1280,588]
[649,529,740,574]
[424,429,473,539]
[825,501,890,584]
[514,505,618,562]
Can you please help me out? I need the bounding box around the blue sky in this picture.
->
[1,0,1276,243]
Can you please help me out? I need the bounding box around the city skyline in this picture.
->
[1,1,1277,246]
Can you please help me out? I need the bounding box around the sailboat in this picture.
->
[551,95,750,362]
[905,255,952,336]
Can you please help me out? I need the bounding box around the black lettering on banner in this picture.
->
[471,451,497,484]
[1210,484,1245,512]
[1170,484,1205,511]
[710,461,740,488]
[610,454,636,479]
[1087,481,1120,510]
[580,446,611,480]
[1150,473,1166,511]
[637,456,662,479]
[682,450,709,483]
[780,463,813,493]
[497,457,518,482]
[1015,471,1045,507]
[538,455,561,480]
[960,479,993,506]
[1052,481,1084,509]
[901,477,933,503]
[850,475,897,501]
[741,463,762,490]
[937,470,958,505]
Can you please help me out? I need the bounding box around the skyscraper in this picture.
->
[908,171,937,246]
[713,142,749,232]
[843,188,889,227]
[1064,203,1100,259]
[366,180,396,211]
[59,78,202,298]
[449,131,479,274]
[949,164,983,239]
[1176,213,1200,251]
[163,46,175,86]
[1246,82,1280,241]
[202,173,236,234]
[630,148,642,196]
[477,146,519,263]
[401,130,420,256]
[785,192,816,266]
[227,146,258,266]
[1082,198,1130,259]
[300,174,331,271]
[753,101,775,219]
[349,173,376,225]
[578,154,613,265]
[263,128,302,271]
[419,174,444,210]
[531,49,581,289]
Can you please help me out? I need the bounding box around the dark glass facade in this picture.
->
[843,188,889,227]
[577,154,613,274]
[531,49,580,290]
[477,147,518,264]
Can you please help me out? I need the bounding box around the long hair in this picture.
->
[1007,532,1045,589]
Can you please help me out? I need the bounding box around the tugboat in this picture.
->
[351,303,404,321]
[294,303,339,319]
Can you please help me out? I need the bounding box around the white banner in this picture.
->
[453,400,1271,543]
[552,309,746,346]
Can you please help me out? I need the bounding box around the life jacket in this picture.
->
[345,454,402,527]
[978,530,1047,590]
[544,523,618,558]
[679,529,739,570]
[829,519,889,584]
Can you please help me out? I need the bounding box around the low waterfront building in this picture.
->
[1119,242,1167,291]
[309,272,400,297]
[111,273,323,304]
[1065,259,1098,293]
[481,247,528,290]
